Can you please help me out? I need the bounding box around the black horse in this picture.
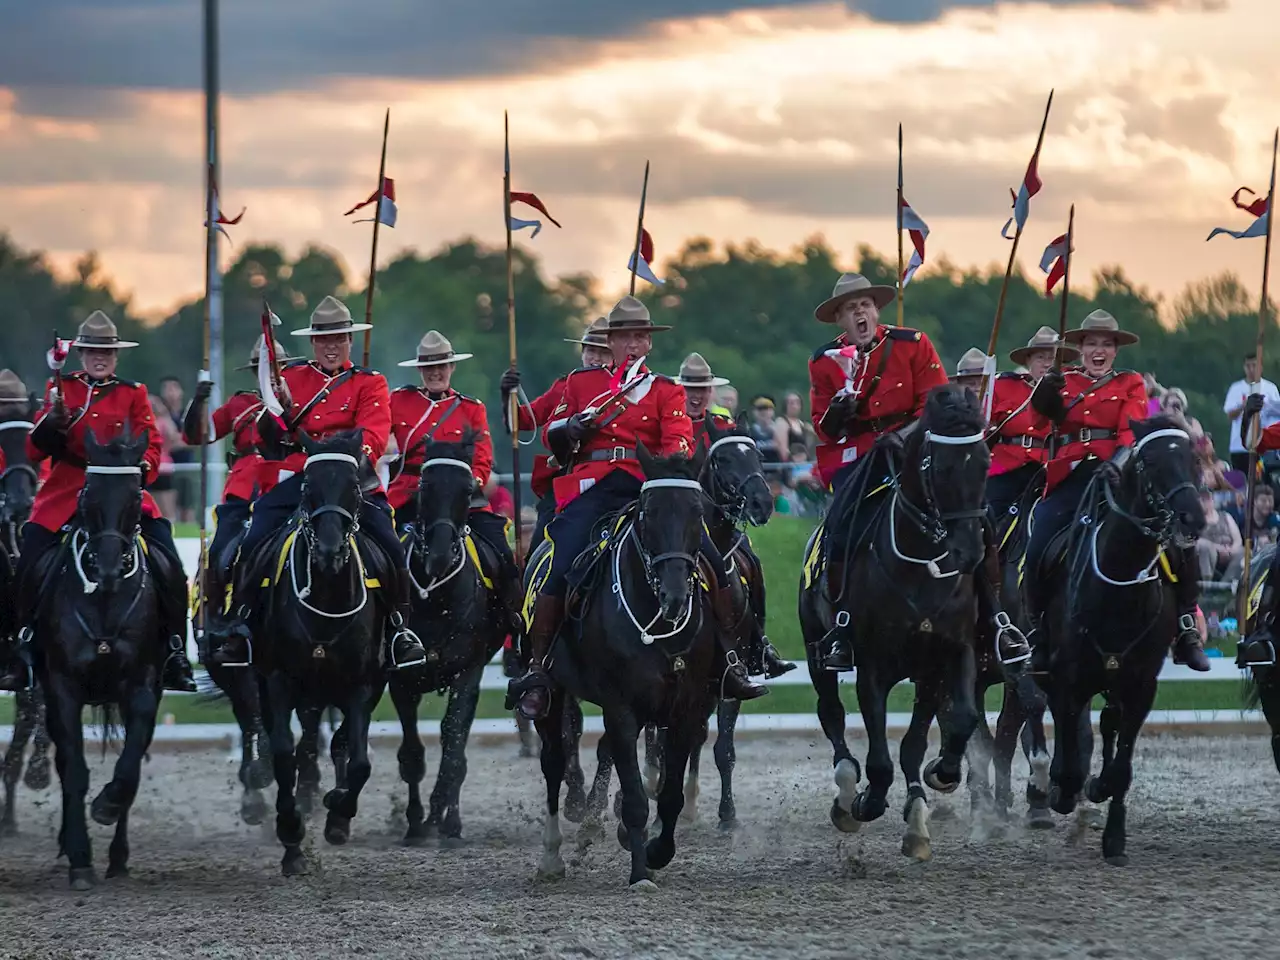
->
[389,435,507,845]
[800,384,990,861]
[37,428,166,889]
[533,446,717,888]
[0,405,51,833]
[1240,544,1280,772]
[252,429,388,875]
[1034,416,1204,865]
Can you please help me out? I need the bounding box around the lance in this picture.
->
[362,108,391,368]
[503,111,525,567]
[629,161,650,296]
[895,123,905,328]
[979,89,1054,413]
[1239,127,1279,633]
[1054,204,1076,368]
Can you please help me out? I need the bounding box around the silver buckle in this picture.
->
[1020,435,1034,449]
[611,446,626,461]
[1078,428,1093,443]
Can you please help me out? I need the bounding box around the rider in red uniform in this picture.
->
[1026,309,1209,670]
[0,312,196,692]
[500,317,612,551]
[1232,396,1280,665]
[387,329,522,627]
[503,296,765,720]
[207,297,427,670]
[182,335,293,643]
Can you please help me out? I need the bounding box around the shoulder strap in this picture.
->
[1064,371,1116,413]
[854,336,894,416]
[286,368,357,430]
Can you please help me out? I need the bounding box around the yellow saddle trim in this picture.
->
[466,534,495,591]
[1249,570,1267,622]
[801,520,824,590]
[261,529,381,589]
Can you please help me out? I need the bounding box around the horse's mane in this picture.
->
[85,427,146,467]
[1131,414,1183,440]
[307,428,364,458]
[920,383,985,438]
[644,452,700,482]
[422,430,476,466]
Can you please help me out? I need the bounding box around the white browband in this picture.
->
[641,478,704,492]
[0,421,35,432]
[707,436,754,456]
[304,453,359,468]
[85,465,142,476]
[1133,427,1190,454]
[423,457,473,472]
[924,430,986,446]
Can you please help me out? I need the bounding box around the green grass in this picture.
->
[744,516,816,660]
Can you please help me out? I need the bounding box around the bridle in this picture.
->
[299,452,361,564]
[409,457,471,598]
[0,420,37,540]
[614,477,703,645]
[699,435,770,527]
[1102,428,1197,546]
[74,464,144,595]
[891,429,990,570]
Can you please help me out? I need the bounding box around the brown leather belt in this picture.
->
[996,434,1048,449]
[848,414,912,437]
[585,446,637,462]
[1060,427,1116,445]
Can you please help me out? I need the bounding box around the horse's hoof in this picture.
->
[324,814,350,846]
[645,838,675,871]
[718,817,738,832]
[248,760,274,791]
[90,792,121,827]
[1104,854,1130,867]
[24,761,50,792]
[241,791,268,827]
[1084,776,1109,805]
[678,807,697,825]
[402,827,429,847]
[830,800,861,834]
[564,789,588,824]
[1026,806,1055,830]
[281,852,311,877]
[1048,787,1075,817]
[105,864,130,880]
[322,789,346,812]
[902,834,933,862]
[69,867,97,891]
[439,835,465,851]
[629,878,659,893]
[535,859,566,881]
[923,759,960,794]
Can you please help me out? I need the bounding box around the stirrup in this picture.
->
[213,629,253,668]
[993,611,1032,667]
[1242,638,1278,668]
[389,624,427,670]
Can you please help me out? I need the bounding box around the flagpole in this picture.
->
[895,123,905,328]
[362,108,390,368]
[1055,204,1075,368]
[503,111,525,568]
[980,89,1054,409]
[1239,128,1279,632]
[629,161,650,296]
[199,0,221,646]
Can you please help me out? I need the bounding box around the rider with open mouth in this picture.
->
[1026,309,1210,671]
[0,312,197,693]
[1235,393,1280,666]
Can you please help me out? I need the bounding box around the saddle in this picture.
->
[520,506,635,631]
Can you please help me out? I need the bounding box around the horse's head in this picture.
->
[0,397,39,529]
[702,418,773,527]
[414,431,477,583]
[1118,415,1205,548]
[299,428,364,575]
[636,442,707,622]
[81,424,148,593]
[901,384,991,575]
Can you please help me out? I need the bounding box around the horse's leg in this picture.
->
[1086,679,1155,866]
[294,705,323,816]
[926,645,979,792]
[647,714,694,874]
[324,684,378,846]
[266,675,308,876]
[92,683,160,880]
[851,664,892,825]
[390,682,428,845]
[992,681,1021,812]
[26,689,52,791]
[562,696,587,823]
[604,709,653,889]
[330,716,350,793]
[430,664,483,844]
[643,724,662,800]
[678,712,709,825]
[810,659,860,831]
[533,687,568,880]
[221,670,269,825]
[1047,687,1090,817]
[1,688,37,835]
[898,687,937,860]
[584,718,615,830]
[713,698,740,829]
[964,693,1001,839]
[44,677,94,889]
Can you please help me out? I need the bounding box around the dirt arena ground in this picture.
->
[0,732,1276,960]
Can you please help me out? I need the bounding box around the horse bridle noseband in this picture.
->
[700,436,769,526]
[635,478,703,594]
[301,453,362,559]
[1101,428,1196,546]
[899,429,990,546]
[409,457,473,596]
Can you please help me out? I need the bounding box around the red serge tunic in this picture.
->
[548,364,694,510]
[988,373,1054,477]
[808,327,947,488]
[1043,368,1148,493]
[194,391,265,503]
[516,373,572,501]
[27,373,164,531]
[256,360,392,494]
[386,387,492,512]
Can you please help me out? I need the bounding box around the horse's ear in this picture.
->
[636,440,655,477]
[126,422,149,464]
[298,429,317,455]
[705,416,723,444]
[460,425,477,456]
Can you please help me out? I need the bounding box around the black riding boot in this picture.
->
[821,559,854,672]
[1240,586,1278,667]
[1169,550,1210,672]
[157,574,197,693]
[977,538,1030,669]
[387,570,427,670]
[759,639,795,678]
[505,594,562,720]
[208,566,257,667]
[713,585,767,701]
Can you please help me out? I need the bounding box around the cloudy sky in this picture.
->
[2,0,1276,318]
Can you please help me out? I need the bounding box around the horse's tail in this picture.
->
[93,704,121,758]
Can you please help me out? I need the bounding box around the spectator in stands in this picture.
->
[748,395,782,462]
[775,391,816,462]
[1224,352,1280,471]
[1195,488,1244,582]
[713,385,738,421]
[1195,433,1232,496]
[1234,483,1280,549]
[149,393,179,521]
[159,376,194,522]
[1160,387,1203,439]
[1143,372,1166,417]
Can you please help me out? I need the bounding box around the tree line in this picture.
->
[0,230,1272,469]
